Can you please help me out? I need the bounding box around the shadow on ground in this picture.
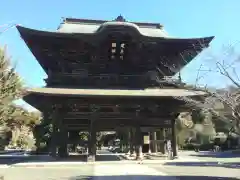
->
[145,154,166,160]
[69,175,240,180]
[164,161,240,169]
[0,154,121,165]
[0,155,55,165]
[190,151,240,158]
[0,150,24,155]
[56,154,121,162]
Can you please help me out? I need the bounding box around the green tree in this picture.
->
[0,46,24,149]
[0,46,39,150]
[8,109,41,149]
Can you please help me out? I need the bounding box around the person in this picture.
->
[213,138,221,152]
[164,139,167,153]
[194,144,200,152]
[166,139,173,159]
[97,143,101,150]
[167,140,172,152]
[136,145,144,164]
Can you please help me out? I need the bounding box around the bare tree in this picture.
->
[167,41,240,137]
[0,23,16,35]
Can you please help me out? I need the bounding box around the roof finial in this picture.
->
[115,15,126,22]
[61,17,66,23]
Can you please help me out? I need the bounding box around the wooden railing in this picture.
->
[45,73,180,88]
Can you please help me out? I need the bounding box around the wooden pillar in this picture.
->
[87,128,96,162]
[135,109,143,160]
[159,128,166,154]
[49,105,59,157]
[119,134,124,152]
[135,126,143,160]
[171,118,177,157]
[58,119,68,158]
[152,131,157,153]
[126,128,131,154]
[129,128,135,156]
[156,130,160,152]
[87,106,98,162]
[50,111,58,158]
[33,125,41,154]
[39,111,51,154]
[69,130,80,152]
[148,132,151,153]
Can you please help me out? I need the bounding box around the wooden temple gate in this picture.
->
[17,16,213,161]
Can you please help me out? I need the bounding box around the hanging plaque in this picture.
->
[143,135,150,144]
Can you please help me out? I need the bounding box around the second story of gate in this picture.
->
[17,16,214,89]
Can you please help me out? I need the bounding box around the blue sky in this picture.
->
[1,0,240,109]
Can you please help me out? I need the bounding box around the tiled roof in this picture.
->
[57,22,169,37]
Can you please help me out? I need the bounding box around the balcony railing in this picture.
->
[45,73,184,88]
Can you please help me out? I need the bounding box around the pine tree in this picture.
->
[0,46,24,149]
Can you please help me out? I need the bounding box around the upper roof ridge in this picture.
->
[61,16,163,29]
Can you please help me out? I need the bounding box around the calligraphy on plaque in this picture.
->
[143,135,150,144]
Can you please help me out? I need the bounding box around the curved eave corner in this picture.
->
[16,25,94,42]
[22,92,40,111]
[167,36,215,48]
[16,25,74,39]
[22,89,37,102]
[196,36,215,48]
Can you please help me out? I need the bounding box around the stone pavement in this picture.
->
[90,164,176,180]
[0,161,239,180]
[0,164,177,180]
[0,149,239,179]
[147,164,240,180]
[0,150,233,169]
[119,150,206,163]
[177,150,240,163]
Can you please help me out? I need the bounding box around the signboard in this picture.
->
[143,135,150,144]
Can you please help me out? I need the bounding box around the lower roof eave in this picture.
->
[24,87,207,98]
[23,87,207,111]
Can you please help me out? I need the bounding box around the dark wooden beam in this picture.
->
[63,118,172,127]
[62,112,172,118]
[66,124,172,131]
